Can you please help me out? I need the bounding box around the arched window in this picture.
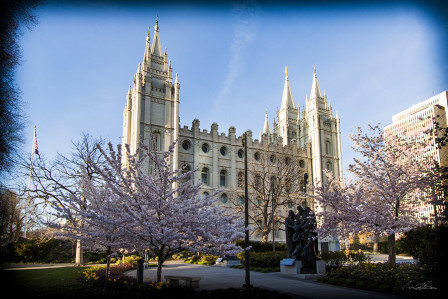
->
[201,167,209,185]
[220,169,227,186]
[181,164,191,181]
[237,172,244,188]
[153,132,161,151]
[325,140,331,155]
[255,175,262,191]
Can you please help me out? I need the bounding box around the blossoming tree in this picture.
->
[313,125,431,264]
[58,135,244,282]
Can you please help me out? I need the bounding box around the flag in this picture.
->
[33,126,39,156]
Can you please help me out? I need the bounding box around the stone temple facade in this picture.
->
[121,20,343,251]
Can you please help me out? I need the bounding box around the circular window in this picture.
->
[221,193,228,204]
[254,152,260,161]
[299,160,305,168]
[202,143,210,153]
[220,146,227,156]
[237,149,244,159]
[203,191,209,197]
[182,139,191,150]
[238,197,244,205]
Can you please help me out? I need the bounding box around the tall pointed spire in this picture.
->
[280,67,296,110]
[151,16,163,56]
[143,27,151,62]
[263,110,271,135]
[310,66,322,100]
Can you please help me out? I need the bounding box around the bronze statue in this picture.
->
[285,205,318,273]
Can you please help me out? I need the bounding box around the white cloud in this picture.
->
[212,1,258,112]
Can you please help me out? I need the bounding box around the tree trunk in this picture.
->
[156,257,163,283]
[106,246,111,278]
[75,239,84,266]
[387,234,396,264]
[262,232,269,243]
[373,234,379,253]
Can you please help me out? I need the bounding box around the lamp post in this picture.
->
[242,132,253,289]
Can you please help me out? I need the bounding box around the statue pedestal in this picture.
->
[280,259,326,279]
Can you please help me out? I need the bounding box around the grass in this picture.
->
[1,266,98,298]
[1,266,293,299]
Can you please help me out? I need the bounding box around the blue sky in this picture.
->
[15,0,447,182]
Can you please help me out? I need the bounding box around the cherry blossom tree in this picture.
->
[24,133,107,266]
[60,135,244,282]
[52,181,130,277]
[313,125,430,264]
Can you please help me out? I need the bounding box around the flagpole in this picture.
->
[24,126,37,238]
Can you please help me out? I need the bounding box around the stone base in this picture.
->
[280,259,326,276]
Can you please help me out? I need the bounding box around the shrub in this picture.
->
[320,262,432,295]
[12,238,59,263]
[237,251,287,268]
[235,240,287,252]
[319,251,347,267]
[199,254,217,265]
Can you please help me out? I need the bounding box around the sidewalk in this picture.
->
[126,261,404,299]
[366,253,415,264]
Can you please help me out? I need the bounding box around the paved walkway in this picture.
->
[126,261,404,299]
[366,253,415,264]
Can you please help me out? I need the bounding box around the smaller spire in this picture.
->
[263,110,271,135]
[175,73,179,84]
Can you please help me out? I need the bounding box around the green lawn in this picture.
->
[1,267,101,298]
[1,266,291,299]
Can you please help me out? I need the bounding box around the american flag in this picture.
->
[33,126,39,156]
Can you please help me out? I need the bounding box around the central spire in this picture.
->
[151,16,163,56]
[310,67,322,100]
[280,67,296,110]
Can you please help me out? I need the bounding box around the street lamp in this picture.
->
[242,132,253,289]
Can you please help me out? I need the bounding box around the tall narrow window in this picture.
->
[325,140,331,155]
[237,172,244,188]
[220,169,227,186]
[154,132,161,151]
[181,164,191,181]
[201,167,209,185]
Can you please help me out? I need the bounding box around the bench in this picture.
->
[164,275,201,288]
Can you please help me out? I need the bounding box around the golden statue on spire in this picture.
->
[285,66,288,77]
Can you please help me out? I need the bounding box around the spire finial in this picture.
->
[285,66,288,77]
[155,15,159,31]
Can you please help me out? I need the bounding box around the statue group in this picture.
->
[285,206,318,273]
